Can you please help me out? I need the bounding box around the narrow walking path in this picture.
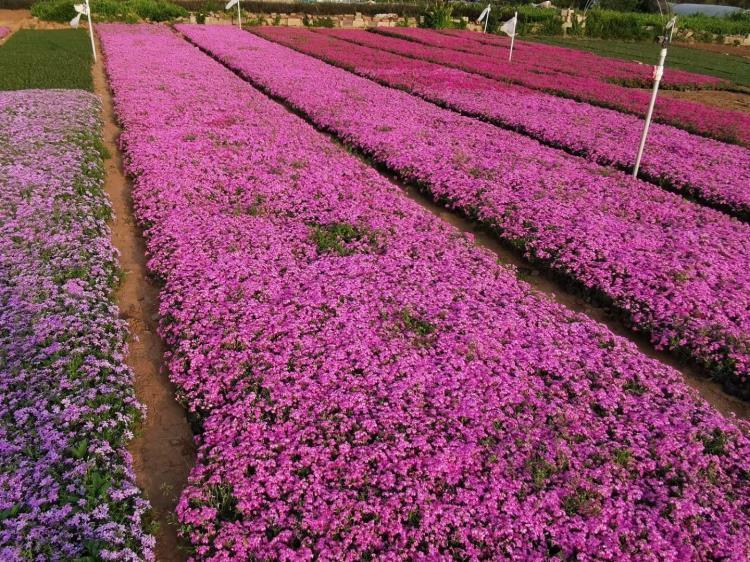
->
[93,44,195,561]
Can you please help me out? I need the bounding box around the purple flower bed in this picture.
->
[251,26,750,221]
[100,24,750,561]
[0,27,10,41]
[181,24,750,395]
[381,27,723,89]
[0,90,152,560]
[321,28,750,146]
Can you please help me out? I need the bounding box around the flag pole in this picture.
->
[477,4,491,34]
[633,17,676,178]
[85,0,96,62]
[508,11,517,62]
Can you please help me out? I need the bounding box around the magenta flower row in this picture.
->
[180,24,750,394]
[0,90,153,560]
[384,26,722,89]
[251,26,750,220]
[323,28,750,146]
[0,27,10,40]
[100,24,750,560]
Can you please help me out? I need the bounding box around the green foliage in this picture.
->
[570,8,750,41]
[421,1,455,29]
[32,0,128,22]
[0,30,93,91]
[681,11,750,37]
[562,487,602,516]
[534,35,750,86]
[31,0,187,23]
[23,0,747,41]
[310,222,378,256]
[574,9,652,40]
[302,14,336,27]
[596,0,647,12]
[173,0,425,17]
[129,0,187,20]
[701,428,729,456]
[526,453,556,490]
[453,4,560,35]
[418,2,559,32]
[194,0,215,23]
[315,16,335,27]
[399,307,436,337]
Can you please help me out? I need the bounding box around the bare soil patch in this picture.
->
[0,9,70,30]
[661,88,750,114]
[93,40,195,562]
[674,41,750,60]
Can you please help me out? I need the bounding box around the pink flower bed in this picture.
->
[100,23,750,561]
[182,23,750,395]
[322,28,750,146]
[0,27,10,41]
[385,27,723,89]
[252,26,750,220]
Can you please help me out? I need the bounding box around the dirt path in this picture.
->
[0,9,69,31]
[674,41,750,59]
[661,88,750,115]
[92,41,195,562]
[0,9,30,30]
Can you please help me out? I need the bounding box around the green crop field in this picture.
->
[533,36,750,87]
[0,29,93,91]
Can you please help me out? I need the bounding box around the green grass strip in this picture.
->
[532,36,750,88]
[0,29,93,91]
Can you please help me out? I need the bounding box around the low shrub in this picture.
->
[421,1,455,29]
[130,0,187,20]
[30,0,187,23]
[572,8,750,40]
[574,9,656,40]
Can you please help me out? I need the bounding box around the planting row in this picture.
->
[0,91,152,560]
[0,30,94,92]
[253,26,750,220]
[323,28,750,146]
[101,24,750,561]
[182,24,750,396]
[384,27,722,89]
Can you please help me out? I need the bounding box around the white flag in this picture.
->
[476,4,491,23]
[500,15,517,37]
[70,3,88,28]
[225,0,239,9]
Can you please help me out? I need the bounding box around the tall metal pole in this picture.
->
[85,0,96,62]
[508,11,517,62]
[633,17,676,177]
[483,5,490,33]
[237,0,242,28]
